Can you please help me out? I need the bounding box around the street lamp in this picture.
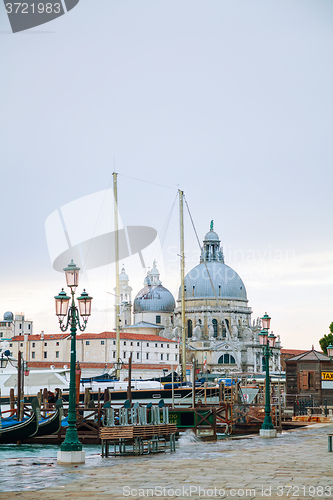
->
[55,260,93,464]
[259,312,277,438]
[327,344,333,359]
[114,358,123,374]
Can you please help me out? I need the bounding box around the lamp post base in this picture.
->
[57,450,85,465]
[259,428,277,439]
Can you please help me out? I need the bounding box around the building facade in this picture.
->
[0,311,33,338]
[170,224,281,374]
[8,331,178,378]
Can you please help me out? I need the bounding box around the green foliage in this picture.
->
[319,331,333,354]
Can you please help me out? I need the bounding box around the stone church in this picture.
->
[117,223,282,374]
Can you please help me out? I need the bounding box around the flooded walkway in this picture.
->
[0,423,332,499]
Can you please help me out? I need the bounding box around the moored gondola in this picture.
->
[0,398,39,444]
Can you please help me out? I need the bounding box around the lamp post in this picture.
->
[55,260,92,464]
[259,312,277,438]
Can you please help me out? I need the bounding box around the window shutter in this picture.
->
[300,371,308,390]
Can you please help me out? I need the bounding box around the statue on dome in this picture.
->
[210,220,214,231]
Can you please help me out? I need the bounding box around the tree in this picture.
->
[319,322,333,354]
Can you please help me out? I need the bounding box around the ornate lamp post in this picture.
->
[259,312,277,438]
[55,260,92,464]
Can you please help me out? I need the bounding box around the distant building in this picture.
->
[10,331,178,379]
[173,224,282,374]
[0,311,33,338]
[112,225,282,375]
[280,349,307,371]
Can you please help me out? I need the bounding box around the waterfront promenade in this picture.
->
[1,423,332,500]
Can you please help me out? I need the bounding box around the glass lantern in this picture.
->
[268,332,276,348]
[327,344,333,358]
[261,312,271,330]
[77,289,93,318]
[54,289,70,317]
[63,260,80,288]
[259,329,268,346]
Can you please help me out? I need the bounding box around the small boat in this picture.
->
[34,398,63,437]
[0,341,69,399]
[0,398,39,444]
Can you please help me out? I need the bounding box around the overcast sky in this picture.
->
[0,0,332,350]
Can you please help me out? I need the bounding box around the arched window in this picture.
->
[218,353,236,364]
[187,319,193,338]
[221,319,229,338]
[212,319,218,338]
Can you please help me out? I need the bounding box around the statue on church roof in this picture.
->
[210,220,214,231]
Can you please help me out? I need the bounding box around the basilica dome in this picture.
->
[182,261,247,300]
[133,261,176,313]
[179,223,247,301]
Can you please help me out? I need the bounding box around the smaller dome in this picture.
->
[4,311,13,321]
[204,231,220,242]
[134,285,175,313]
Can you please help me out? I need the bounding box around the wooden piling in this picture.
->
[10,388,15,411]
[84,388,90,407]
[127,354,132,404]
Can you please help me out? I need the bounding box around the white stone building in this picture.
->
[172,224,281,374]
[0,311,33,338]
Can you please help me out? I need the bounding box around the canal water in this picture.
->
[0,425,331,493]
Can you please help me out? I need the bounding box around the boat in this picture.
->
[0,341,69,399]
[34,398,63,437]
[0,397,39,444]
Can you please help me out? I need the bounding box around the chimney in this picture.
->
[40,331,44,340]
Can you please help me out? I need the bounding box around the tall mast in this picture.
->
[179,189,186,382]
[113,172,120,378]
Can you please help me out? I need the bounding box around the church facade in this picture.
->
[119,224,282,375]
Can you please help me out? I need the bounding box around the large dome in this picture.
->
[181,261,247,300]
[134,285,176,313]
[179,223,247,301]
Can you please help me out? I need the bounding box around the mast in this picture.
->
[113,172,120,378]
[179,189,186,382]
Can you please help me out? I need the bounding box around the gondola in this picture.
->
[0,397,39,444]
[34,398,63,437]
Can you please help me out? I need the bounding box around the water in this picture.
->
[0,424,332,493]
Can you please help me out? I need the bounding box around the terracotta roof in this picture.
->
[11,331,176,343]
[12,334,69,342]
[281,349,308,356]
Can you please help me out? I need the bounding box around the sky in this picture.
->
[0,0,332,350]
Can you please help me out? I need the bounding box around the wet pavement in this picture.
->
[0,423,332,499]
